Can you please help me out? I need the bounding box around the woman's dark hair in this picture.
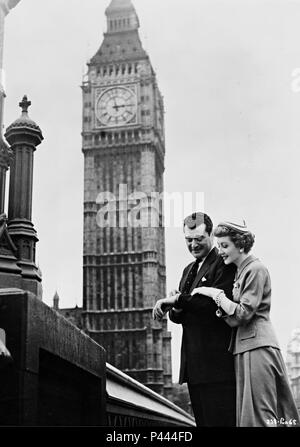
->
[214,225,255,254]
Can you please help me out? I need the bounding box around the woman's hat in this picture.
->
[217,220,249,234]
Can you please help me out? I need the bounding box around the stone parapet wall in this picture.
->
[0,289,106,426]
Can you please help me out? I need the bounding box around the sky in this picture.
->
[3,0,300,381]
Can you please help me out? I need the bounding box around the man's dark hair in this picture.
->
[183,212,213,235]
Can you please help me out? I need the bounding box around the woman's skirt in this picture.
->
[235,347,300,427]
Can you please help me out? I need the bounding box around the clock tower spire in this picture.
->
[91,0,146,67]
[82,0,172,398]
[105,0,139,33]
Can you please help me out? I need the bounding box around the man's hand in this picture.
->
[169,289,179,297]
[152,292,180,321]
[152,299,171,321]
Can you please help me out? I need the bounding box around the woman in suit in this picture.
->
[192,221,299,427]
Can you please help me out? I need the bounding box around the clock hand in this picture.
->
[119,102,134,108]
[112,97,121,111]
[112,103,125,110]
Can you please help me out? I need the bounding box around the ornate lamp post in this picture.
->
[5,95,43,294]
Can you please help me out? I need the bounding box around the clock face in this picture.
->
[96,86,137,127]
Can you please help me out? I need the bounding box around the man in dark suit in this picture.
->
[153,212,236,427]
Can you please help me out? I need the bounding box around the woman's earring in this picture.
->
[240,249,243,253]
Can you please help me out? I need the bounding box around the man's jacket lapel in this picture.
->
[179,263,194,292]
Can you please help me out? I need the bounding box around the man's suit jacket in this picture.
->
[169,247,236,385]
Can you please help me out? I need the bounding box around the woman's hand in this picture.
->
[191,287,223,299]
[152,293,180,321]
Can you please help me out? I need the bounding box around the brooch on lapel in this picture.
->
[201,277,207,282]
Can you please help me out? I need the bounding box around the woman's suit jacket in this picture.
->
[225,255,280,355]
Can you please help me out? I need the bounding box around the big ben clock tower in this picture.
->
[82,0,172,397]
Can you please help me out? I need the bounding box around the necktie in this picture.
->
[182,258,202,294]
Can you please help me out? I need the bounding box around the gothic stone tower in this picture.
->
[82,0,172,396]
